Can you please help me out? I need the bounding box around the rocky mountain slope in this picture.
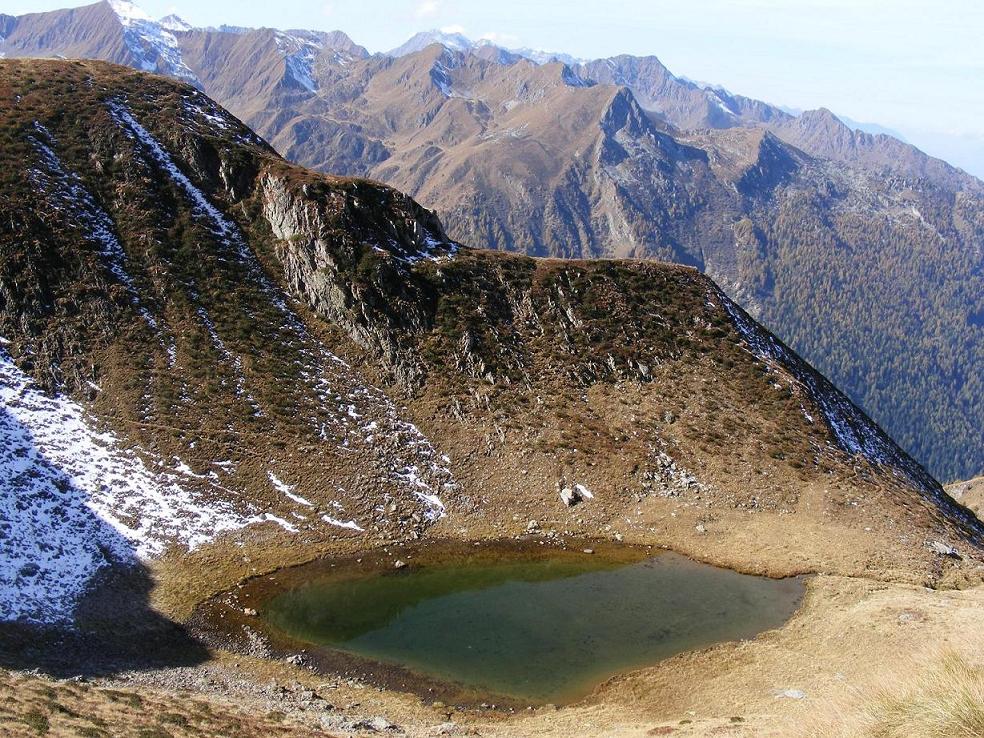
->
[1,2,979,486]
[947,477,984,518]
[1,60,981,644]
[244,41,983,484]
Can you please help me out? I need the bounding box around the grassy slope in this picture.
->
[1,10,980,482]
[947,477,984,519]
[211,44,984,484]
[0,667,329,738]
[0,58,981,625]
[1,56,984,738]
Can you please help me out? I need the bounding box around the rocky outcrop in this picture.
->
[258,170,454,385]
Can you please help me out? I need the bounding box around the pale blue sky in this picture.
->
[9,0,984,176]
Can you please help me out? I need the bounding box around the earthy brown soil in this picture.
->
[948,477,984,519]
[5,574,984,736]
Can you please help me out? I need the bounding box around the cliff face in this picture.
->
[259,170,448,384]
[1,60,980,629]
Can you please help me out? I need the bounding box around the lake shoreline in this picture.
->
[189,538,806,709]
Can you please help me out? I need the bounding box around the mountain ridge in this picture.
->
[2,5,982,483]
[2,60,980,638]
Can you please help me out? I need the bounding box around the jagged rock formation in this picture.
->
[1,60,981,629]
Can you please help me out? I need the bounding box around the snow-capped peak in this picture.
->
[387,29,475,57]
[388,30,592,71]
[510,46,588,68]
[430,30,472,52]
[104,1,200,86]
[159,14,193,33]
[107,0,153,25]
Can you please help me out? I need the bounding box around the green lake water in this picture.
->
[262,551,804,703]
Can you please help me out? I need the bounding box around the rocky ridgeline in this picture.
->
[1,60,982,630]
[0,61,460,626]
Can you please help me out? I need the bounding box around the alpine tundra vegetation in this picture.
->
[3,0,981,484]
[0,6,982,736]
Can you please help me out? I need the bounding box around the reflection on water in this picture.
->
[263,551,804,702]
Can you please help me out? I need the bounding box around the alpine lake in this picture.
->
[198,541,805,707]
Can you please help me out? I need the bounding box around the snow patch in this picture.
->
[268,472,313,507]
[574,483,594,499]
[27,123,162,336]
[392,465,447,521]
[0,344,271,625]
[706,89,738,118]
[275,32,320,92]
[261,513,298,533]
[321,515,364,532]
[429,47,460,97]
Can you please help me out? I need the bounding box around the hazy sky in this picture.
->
[10,0,984,175]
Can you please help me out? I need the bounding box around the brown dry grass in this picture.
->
[795,650,984,738]
[0,668,331,737]
[2,59,983,738]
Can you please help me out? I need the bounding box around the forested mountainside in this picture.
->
[2,59,981,630]
[2,2,979,483]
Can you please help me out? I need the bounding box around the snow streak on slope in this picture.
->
[0,343,274,626]
[27,123,164,336]
[108,0,199,85]
[177,90,270,148]
[275,32,320,92]
[428,47,466,97]
[717,289,905,466]
[108,101,240,244]
[108,99,455,523]
[713,287,981,539]
[268,472,314,507]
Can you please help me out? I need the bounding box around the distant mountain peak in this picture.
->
[106,0,153,25]
[800,107,846,125]
[388,29,473,57]
[158,13,193,33]
[387,29,588,68]
[792,108,856,141]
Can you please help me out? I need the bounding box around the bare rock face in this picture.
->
[946,477,984,519]
[258,171,450,386]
